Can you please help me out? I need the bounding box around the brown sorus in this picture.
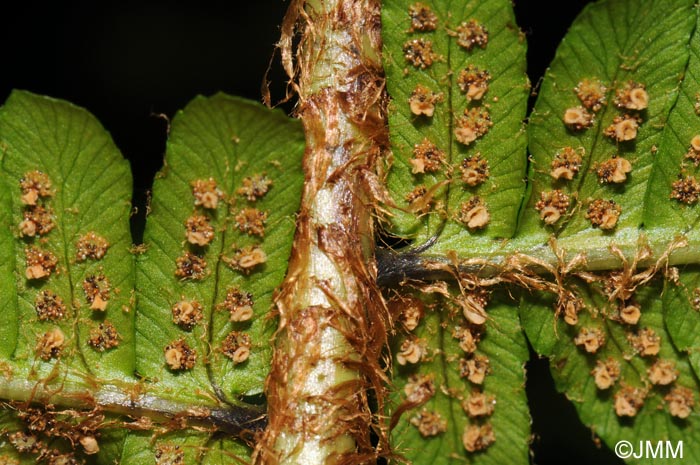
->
[234,208,268,237]
[175,252,208,280]
[25,246,58,280]
[191,178,222,209]
[408,3,437,32]
[411,138,445,174]
[596,157,632,184]
[408,85,443,117]
[574,327,605,354]
[535,190,570,225]
[19,170,52,206]
[454,107,492,145]
[409,409,447,437]
[171,299,204,330]
[88,322,120,352]
[550,146,583,181]
[184,215,214,246]
[36,328,65,361]
[82,274,111,311]
[218,287,254,322]
[671,175,700,204]
[456,197,490,230]
[75,232,109,261]
[591,358,620,390]
[462,423,495,452]
[460,153,490,187]
[586,199,621,230]
[575,78,607,112]
[237,174,272,202]
[454,19,489,51]
[614,81,649,111]
[35,290,66,321]
[19,205,55,237]
[221,331,252,364]
[563,106,593,130]
[457,65,491,101]
[604,114,640,142]
[403,38,438,69]
[164,338,196,370]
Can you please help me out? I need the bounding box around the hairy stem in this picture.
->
[254,0,388,464]
[377,228,695,286]
[0,378,264,435]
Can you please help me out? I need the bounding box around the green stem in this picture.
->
[378,228,694,286]
[0,378,263,435]
[255,0,388,464]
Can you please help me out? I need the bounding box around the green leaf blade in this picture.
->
[521,281,700,464]
[522,0,695,250]
[382,0,452,240]
[0,90,136,384]
[135,93,305,404]
[390,291,530,465]
[382,0,529,249]
[644,7,700,236]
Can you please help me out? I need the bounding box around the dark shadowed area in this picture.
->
[1,1,622,464]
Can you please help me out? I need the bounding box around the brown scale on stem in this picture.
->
[254,0,390,463]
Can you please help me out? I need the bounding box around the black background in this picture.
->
[0,1,624,464]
